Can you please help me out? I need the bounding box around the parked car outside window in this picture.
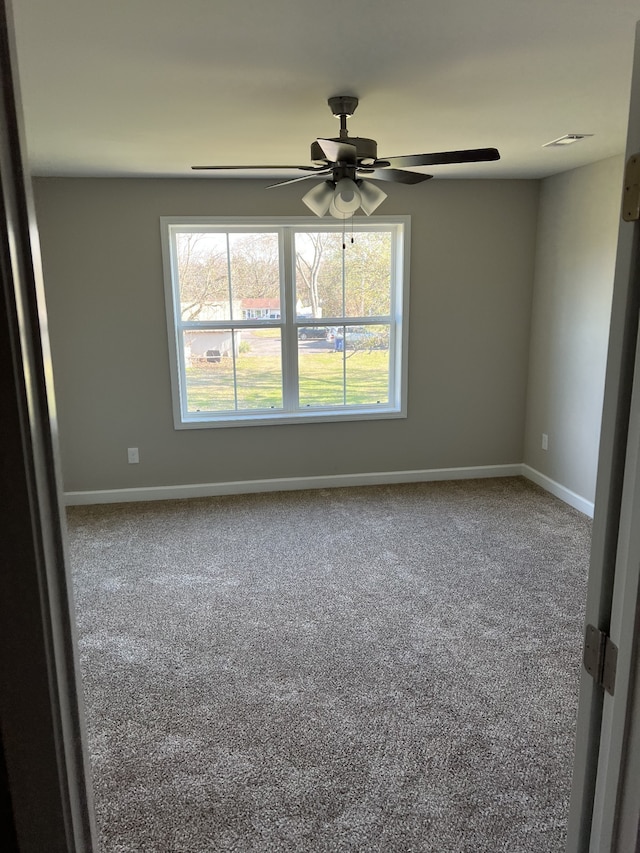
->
[333,327,389,351]
[297,327,328,340]
[334,327,373,350]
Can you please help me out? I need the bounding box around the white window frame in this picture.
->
[160,216,410,429]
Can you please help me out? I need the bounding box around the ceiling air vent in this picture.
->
[543,134,594,148]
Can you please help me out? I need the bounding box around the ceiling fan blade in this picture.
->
[191,165,325,171]
[266,170,333,189]
[366,168,433,185]
[380,148,500,168]
[316,139,357,164]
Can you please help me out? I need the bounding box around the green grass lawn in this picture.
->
[186,351,389,412]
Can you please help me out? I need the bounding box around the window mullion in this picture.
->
[225,232,233,320]
[341,244,347,405]
[281,227,298,412]
[392,224,404,410]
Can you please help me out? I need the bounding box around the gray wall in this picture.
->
[33,177,539,493]
[524,155,624,502]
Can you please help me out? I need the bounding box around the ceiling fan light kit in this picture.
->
[328,197,353,220]
[332,178,361,213]
[300,181,334,217]
[301,176,387,219]
[357,180,388,215]
[193,96,501,219]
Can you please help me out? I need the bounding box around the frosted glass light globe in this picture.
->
[332,178,361,214]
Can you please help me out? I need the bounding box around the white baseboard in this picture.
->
[63,464,523,506]
[64,463,594,517]
[521,465,594,517]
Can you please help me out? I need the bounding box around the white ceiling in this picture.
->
[10,0,640,181]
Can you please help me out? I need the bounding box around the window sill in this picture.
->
[174,406,406,429]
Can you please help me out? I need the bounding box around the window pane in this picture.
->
[294,231,392,319]
[183,328,235,412]
[298,328,344,408]
[343,232,392,317]
[183,329,282,413]
[228,233,281,320]
[235,329,283,410]
[298,324,390,408]
[340,324,390,406]
[294,232,343,318]
[176,232,231,321]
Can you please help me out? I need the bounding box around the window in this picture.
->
[161,217,410,428]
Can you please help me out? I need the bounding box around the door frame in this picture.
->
[589,266,640,849]
[567,19,640,853]
[0,1,96,850]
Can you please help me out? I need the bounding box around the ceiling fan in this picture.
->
[192,96,500,219]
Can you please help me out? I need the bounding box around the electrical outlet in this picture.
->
[541,433,549,451]
[127,447,139,464]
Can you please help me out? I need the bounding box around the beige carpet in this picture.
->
[67,477,591,852]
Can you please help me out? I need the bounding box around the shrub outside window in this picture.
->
[161,217,410,428]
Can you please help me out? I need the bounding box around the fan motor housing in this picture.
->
[310,136,378,164]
